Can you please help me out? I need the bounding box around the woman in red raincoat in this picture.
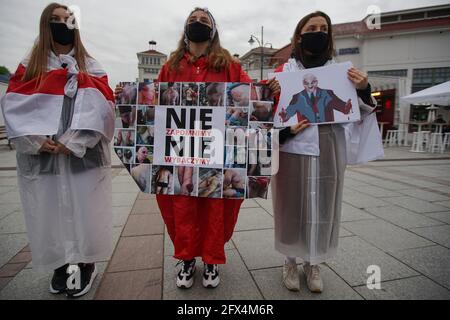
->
[156,7,279,289]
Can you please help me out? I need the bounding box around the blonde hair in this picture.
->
[166,7,236,73]
[23,2,90,81]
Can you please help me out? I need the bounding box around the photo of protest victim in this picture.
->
[251,83,273,102]
[116,82,137,105]
[226,83,250,107]
[114,129,135,147]
[115,105,136,129]
[135,145,153,164]
[246,176,271,199]
[114,147,135,166]
[199,82,226,106]
[250,101,274,122]
[198,168,222,198]
[151,166,174,195]
[138,82,158,105]
[248,149,272,176]
[136,126,154,146]
[136,106,155,126]
[181,83,199,106]
[130,164,152,193]
[222,169,246,199]
[225,107,249,127]
[159,82,181,106]
[224,146,247,169]
[248,123,273,150]
[174,166,198,196]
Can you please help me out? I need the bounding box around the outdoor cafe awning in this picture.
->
[400,81,450,106]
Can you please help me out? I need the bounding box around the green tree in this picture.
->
[0,66,11,75]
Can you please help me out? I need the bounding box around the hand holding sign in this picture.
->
[347,67,369,90]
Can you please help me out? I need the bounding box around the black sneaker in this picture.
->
[202,264,220,288]
[49,264,69,294]
[176,259,196,289]
[66,263,98,298]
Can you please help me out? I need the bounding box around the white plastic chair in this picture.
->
[384,130,404,147]
[410,132,420,152]
[410,131,429,152]
[421,131,431,151]
[429,133,443,153]
[441,133,450,153]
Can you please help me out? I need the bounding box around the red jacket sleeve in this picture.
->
[157,63,169,82]
[229,62,252,83]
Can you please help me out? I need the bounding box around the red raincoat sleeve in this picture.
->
[228,62,252,83]
[157,64,169,82]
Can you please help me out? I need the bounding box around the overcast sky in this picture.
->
[0,0,448,85]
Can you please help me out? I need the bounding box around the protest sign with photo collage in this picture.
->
[114,81,276,199]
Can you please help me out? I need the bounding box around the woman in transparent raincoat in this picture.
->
[272,11,383,293]
[1,3,115,298]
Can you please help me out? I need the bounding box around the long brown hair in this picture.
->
[23,2,90,81]
[166,8,236,73]
[291,11,335,62]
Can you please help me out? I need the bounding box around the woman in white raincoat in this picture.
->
[272,11,383,293]
[1,3,115,298]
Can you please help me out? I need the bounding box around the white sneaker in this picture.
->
[202,264,220,288]
[282,261,300,291]
[303,263,323,293]
[176,259,196,289]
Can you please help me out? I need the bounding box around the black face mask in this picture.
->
[50,22,75,46]
[185,21,212,43]
[300,32,329,55]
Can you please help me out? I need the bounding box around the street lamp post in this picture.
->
[248,26,272,81]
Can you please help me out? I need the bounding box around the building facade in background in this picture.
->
[137,41,167,82]
[239,46,279,82]
[270,4,450,135]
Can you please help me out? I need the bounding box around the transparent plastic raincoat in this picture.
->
[2,50,115,271]
[272,58,382,264]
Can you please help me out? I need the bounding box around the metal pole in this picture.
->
[260,26,264,81]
